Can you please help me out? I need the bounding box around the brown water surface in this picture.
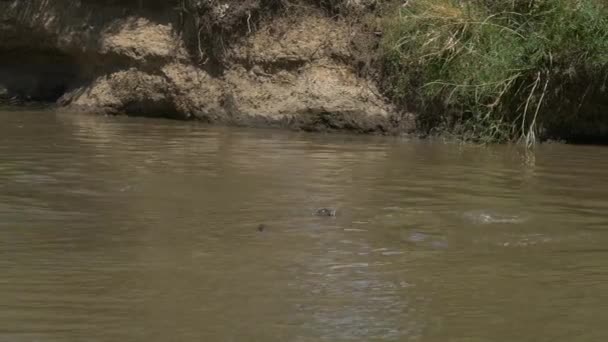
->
[1,109,608,341]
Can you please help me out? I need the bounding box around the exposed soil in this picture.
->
[0,0,414,134]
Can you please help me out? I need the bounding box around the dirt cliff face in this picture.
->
[0,0,413,134]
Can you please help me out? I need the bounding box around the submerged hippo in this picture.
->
[463,210,527,224]
[314,208,337,217]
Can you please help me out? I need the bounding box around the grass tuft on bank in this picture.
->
[381,0,608,144]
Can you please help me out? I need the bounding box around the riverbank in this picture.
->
[1,0,607,142]
[0,0,410,135]
[381,0,608,144]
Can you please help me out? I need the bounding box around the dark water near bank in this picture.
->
[2,110,608,341]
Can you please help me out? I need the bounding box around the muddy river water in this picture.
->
[1,109,608,341]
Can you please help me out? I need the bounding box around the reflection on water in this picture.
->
[2,110,608,341]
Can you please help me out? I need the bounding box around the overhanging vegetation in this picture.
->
[381,0,608,144]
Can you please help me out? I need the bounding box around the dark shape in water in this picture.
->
[257,224,266,232]
[315,208,337,217]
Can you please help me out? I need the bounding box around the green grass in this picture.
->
[381,0,608,144]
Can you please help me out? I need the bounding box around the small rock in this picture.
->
[257,224,266,232]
